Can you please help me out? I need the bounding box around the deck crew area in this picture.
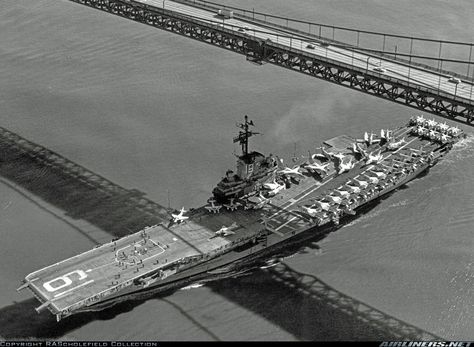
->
[23,219,233,316]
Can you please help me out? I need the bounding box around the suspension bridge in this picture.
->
[68,0,474,123]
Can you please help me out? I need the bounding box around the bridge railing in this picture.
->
[69,0,474,120]
[129,0,473,106]
[179,0,474,82]
[263,34,474,106]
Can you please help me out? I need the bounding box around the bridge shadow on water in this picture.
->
[0,126,439,340]
[207,262,442,341]
[0,126,170,243]
[0,260,442,340]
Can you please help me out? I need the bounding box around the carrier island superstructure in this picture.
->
[18,115,465,321]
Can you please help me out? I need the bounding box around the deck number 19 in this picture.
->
[43,270,88,292]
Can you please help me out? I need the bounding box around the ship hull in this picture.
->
[19,119,465,321]
[74,150,438,315]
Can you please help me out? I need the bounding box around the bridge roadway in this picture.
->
[141,0,474,103]
[65,0,474,122]
[115,0,472,123]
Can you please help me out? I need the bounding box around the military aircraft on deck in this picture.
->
[266,182,286,196]
[248,192,272,210]
[263,179,281,191]
[438,122,449,132]
[448,126,461,136]
[311,199,332,212]
[427,119,437,128]
[327,195,343,204]
[214,222,239,237]
[334,189,351,198]
[380,129,392,142]
[362,174,379,185]
[357,132,382,146]
[352,142,368,158]
[304,161,330,175]
[333,152,346,163]
[205,198,222,214]
[299,204,322,217]
[337,158,355,174]
[223,198,242,211]
[368,170,387,179]
[345,184,361,193]
[171,207,189,223]
[440,133,451,144]
[365,150,384,165]
[314,147,346,162]
[278,166,305,177]
[387,137,406,151]
[351,177,369,188]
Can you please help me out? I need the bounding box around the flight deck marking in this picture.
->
[53,280,95,298]
[43,270,88,293]
[275,216,298,231]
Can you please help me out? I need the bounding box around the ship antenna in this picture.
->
[233,115,260,156]
[292,142,298,163]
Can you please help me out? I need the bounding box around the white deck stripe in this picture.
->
[53,280,94,298]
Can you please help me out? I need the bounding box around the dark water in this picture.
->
[0,0,473,340]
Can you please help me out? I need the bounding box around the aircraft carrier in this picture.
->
[18,114,465,321]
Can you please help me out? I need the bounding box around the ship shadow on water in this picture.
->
[0,127,439,340]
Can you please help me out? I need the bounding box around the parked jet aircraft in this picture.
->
[351,142,369,159]
[351,177,369,188]
[263,179,281,191]
[215,222,239,237]
[267,182,286,196]
[334,189,351,198]
[338,158,355,174]
[300,205,321,217]
[171,207,189,223]
[304,161,330,175]
[345,184,361,193]
[362,174,379,184]
[365,150,384,165]
[327,195,343,204]
[279,166,305,177]
[387,137,406,151]
[252,192,272,209]
[368,170,387,179]
[313,200,332,211]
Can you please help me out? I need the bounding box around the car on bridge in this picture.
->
[448,76,461,84]
[217,9,233,19]
[306,43,316,49]
[373,66,386,73]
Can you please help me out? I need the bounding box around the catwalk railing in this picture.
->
[67,0,474,123]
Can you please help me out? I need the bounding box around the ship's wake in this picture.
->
[442,134,474,163]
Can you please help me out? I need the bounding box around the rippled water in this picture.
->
[0,0,473,340]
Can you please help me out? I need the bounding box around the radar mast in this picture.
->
[233,115,260,156]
